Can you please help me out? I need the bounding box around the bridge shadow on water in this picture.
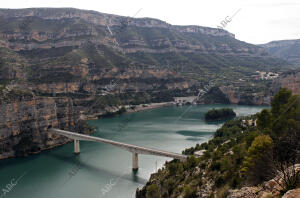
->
[47,152,148,185]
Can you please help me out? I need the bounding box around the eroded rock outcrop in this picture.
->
[0,96,92,159]
[228,164,300,198]
[274,70,300,95]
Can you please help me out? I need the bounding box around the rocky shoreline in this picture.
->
[0,99,175,160]
[0,93,272,161]
[81,102,175,120]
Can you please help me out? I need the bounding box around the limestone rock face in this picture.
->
[227,164,300,198]
[218,86,271,105]
[0,8,237,52]
[0,96,86,159]
[274,70,300,95]
[282,189,300,198]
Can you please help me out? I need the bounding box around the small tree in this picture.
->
[256,89,300,193]
[271,130,300,194]
[256,109,272,131]
[241,135,274,184]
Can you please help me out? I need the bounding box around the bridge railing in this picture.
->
[49,128,187,162]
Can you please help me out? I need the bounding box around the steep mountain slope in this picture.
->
[0,8,289,93]
[0,8,293,159]
[137,90,300,198]
[260,39,300,65]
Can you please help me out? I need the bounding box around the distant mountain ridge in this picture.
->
[260,39,300,65]
[0,8,288,91]
[0,8,235,38]
[0,7,292,109]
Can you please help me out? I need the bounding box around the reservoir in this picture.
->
[0,104,266,198]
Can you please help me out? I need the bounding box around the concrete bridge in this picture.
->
[49,128,188,171]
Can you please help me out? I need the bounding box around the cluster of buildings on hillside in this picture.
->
[252,71,279,80]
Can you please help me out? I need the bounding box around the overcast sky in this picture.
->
[0,0,299,44]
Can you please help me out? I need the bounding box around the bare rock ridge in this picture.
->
[0,8,261,54]
[0,8,234,36]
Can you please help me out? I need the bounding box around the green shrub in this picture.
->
[167,162,183,175]
[215,176,225,187]
[146,184,160,198]
[185,156,197,169]
[183,186,197,198]
[280,173,300,195]
[210,161,221,171]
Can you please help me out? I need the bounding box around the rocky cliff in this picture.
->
[0,90,94,159]
[0,8,293,159]
[273,69,300,95]
[0,8,236,51]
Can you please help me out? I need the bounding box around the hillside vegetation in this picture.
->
[204,108,236,121]
[136,89,300,198]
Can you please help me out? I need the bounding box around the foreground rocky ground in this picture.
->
[228,165,300,198]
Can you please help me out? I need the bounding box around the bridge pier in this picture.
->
[74,139,80,154]
[50,128,188,169]
[132,152,138,171]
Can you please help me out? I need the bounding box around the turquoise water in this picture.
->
[0,104,266,198]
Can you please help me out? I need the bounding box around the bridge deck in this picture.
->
[50,128,187,162]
